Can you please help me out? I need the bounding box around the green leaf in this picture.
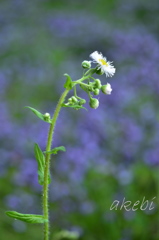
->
[53,230,79,240]
[62,104,87,111]
[6,211,47,224]
[63,74,73,90]
[34,143,51,185]
[44,146,66,155]
[25,106,52,123]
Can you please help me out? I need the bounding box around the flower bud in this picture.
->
[89,98,99,109]
[68,97,73,103]
[44,113,50,121]
[79,99,86,105]
[94,88,100,96]
[101,83,112,95]
[95,68,104,75]
[81,60,91,69]
[95,79,102,89]
[71,96,78,103]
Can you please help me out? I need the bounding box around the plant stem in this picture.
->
[43,88,69,240]
[42,70,94,240]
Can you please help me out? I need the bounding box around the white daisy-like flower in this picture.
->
[90,51,116,77]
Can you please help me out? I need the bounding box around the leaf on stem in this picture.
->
[6,211,48,224]
[34,143,51,185]
[25,106,52,123]
[63,73,73,90]
[62,104,87,111]
[44,146,66,155]
[53,230,79,240]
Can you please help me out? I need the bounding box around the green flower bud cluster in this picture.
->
[81,79,101,109]
[94,79,102,89]
[83,79,101,97]
[66,96,86,107]
[68,96,78,104]
[78,78,112,109]
[92,79,102,96]
[64,54,114,111]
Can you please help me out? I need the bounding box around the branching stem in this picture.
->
[43,89,69,240]
[43,71,94,240]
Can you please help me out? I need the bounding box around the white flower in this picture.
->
[90,51,116,77]
[101,83,112,95]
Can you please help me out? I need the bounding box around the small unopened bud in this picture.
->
[82,60,91,69]
[68,97,73,103]
[89,98,99,109]
[101,83,112,95]
[71,96,78,103]
[95,68,104,75]
[95,79,102,89]
[79,99,86,105]
[94,88,100,96]
[44,113,50,121]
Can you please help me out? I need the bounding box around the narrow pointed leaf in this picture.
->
[63,73,73,90]
[44,146,66,155]
[34,143,51,185]
[6,211,48,224]
[53,230,79,240]
[62,104,87,110]
[25,106,52,123]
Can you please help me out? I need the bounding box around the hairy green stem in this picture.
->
[43,89,69,240]
[42,71,94,240]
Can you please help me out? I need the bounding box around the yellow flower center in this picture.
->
[99,59,108,66]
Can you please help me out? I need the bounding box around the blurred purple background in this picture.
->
[0,0,159,239]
